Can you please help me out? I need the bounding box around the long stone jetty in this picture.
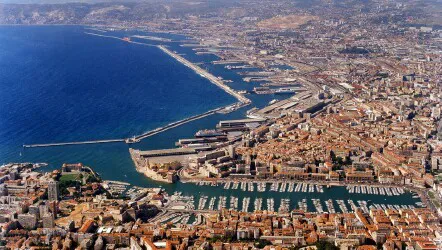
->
[126,102,249,143]
[23,102,248,148]
[157,45,251,104]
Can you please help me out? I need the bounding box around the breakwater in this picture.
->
[128,102,248,143]
[23,101,247,148]
[157,45,251,104]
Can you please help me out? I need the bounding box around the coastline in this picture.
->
[129,148,174,184]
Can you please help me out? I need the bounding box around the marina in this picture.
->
[167,191,420,214]
[168,181,422,214]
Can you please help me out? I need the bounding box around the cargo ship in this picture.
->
[195,129,226,138]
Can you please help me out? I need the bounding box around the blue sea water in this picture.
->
[0,26,237,179]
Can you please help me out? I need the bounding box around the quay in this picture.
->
[212,60,247,65]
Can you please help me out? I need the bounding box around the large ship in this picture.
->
[195,129,226,138]
[225,65,249,70]
[274,87,296,94]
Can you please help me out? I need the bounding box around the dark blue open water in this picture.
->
[0,25,237,177]
[0,26,418,210]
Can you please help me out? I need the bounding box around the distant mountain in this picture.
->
[0,0,237,24]
[0,0,147,3]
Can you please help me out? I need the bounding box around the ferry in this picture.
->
[225,65,249,70]
[274,87,297,94]
[195,129,226,138]
[253,86,272,94]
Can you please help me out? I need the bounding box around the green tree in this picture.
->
[316,241,338,250]
[255,239,272,248]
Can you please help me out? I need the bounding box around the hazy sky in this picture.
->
[0,0,134,3]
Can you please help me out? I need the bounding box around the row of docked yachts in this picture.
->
[195,195,417,214]
[203,181,406,198]
[222,181,325,193]
[347,185,405,196]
